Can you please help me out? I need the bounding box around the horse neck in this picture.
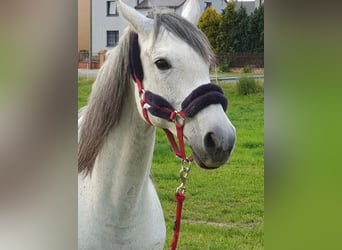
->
[90,86,156,214]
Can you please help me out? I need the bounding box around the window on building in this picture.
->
[107,1,118,16]
[107,30,119,47]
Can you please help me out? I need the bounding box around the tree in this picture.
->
[201,1,264,53]
[247,4,264,52]
[235,6,249,52]
[198,7,222,52]
[217,1,239,52]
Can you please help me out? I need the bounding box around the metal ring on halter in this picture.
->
[173,111,185,126]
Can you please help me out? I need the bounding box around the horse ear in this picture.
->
[181,0,201,25]
[117,0,153,36]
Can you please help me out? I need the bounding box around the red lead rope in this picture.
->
[163,115,191,249]
[170,192,186,250]
[169,161,191,250]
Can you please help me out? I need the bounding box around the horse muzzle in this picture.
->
[185,105,236,169]
[193,131,235,169]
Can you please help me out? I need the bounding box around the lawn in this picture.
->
[78,77,94,109]
[78,77,264,249]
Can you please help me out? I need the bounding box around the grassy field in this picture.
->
[78,77,264,249]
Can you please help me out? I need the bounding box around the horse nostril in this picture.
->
[204,132,218,153]
[203,131,234,162]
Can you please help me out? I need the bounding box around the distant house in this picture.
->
[91,0,228,55]
[135,0,186,16]
[78,0,264,68]
[234,0,264,15]
[91,0,130,57]
[135,0,228,16]
[255,0,264,9]
[234,1,255,15]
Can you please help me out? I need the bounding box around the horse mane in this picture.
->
[78,13,215,176]
[78,29,133,176]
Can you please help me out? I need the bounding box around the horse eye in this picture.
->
[155,59,171,70]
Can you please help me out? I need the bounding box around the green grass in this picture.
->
[78,77,94,109]
[78,77,264,249]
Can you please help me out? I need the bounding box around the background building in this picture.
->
[78,0,263,68]
[91,0,228,55]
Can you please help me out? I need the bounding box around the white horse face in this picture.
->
[118,0,236,168]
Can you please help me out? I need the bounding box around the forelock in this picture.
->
[153,13,215,64]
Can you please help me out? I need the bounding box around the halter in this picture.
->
[129,33,227,161]
[129,32,227,249]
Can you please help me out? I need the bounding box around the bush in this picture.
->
[219,59,230,72]
[256,80,264,92]
[243,65,252,73]
[237,77,257,95]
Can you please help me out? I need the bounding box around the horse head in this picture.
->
[118,0,236,169]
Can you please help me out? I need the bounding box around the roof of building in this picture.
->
[135,0,186,9]
[236,1,256,15]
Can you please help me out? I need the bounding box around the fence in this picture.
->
[78,51,264,69]
[78,50,107,69]
[216,52,264,68]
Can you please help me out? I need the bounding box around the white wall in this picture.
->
[92,0,136,54]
